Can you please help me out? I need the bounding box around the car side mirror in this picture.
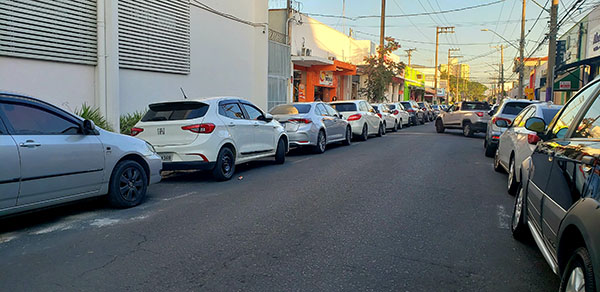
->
[260,113,273,122]
[488,110,495,116]
[525,117,546,134]
[83,119,96,134]
[495,119,509,128]
[338,113,344,119]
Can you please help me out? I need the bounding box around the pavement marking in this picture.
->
[292,157,313,164]
[90,218,121,227]
[0,233,18,244]
[31,222,74,235]
[162,191,197,201]
[497,205,511,229]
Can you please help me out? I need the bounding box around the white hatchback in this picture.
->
[133,97,289,181]
[330,100,383,141]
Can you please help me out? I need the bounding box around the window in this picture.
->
[549,82,598,139]
[519,107,536,127]
[400,102,411,110]
[316,104,328,116]
[512,107,532,128]
[219,103,245,120]
[332,103,357,112]
[542,108,561,124]
[270,104,311,115]
[324,105,338,116]
[359,102,369,112]
[462,102,490,110]
[572,96,600,139]
[0,118,6,135]
[0,102,80,135]
[241,103,264,120]
[143,102,209,121]
[502,102,532,115]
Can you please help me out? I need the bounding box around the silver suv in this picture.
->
[484,99,539,157]
[435,101,491,137]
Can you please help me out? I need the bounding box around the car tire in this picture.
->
[560,247,597,292]
[398,119,403,130]
[484,141,496,158]
[392,120,398,132]
[511,184,530,240]
[435,119,445,133]
[212,146,236,181]
[494,149,505,173]
[107,160,148,208]
[313,130,327,154]
[420,116,425,125]
[342,126,352,146]
[463,123,473,137]
[275,137,286,164]
[377,123,384,137]
[508,156,519,195]
[359,124,368,141]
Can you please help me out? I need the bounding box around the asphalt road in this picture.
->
[0,123,559,291]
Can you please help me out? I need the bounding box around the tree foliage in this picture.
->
[440,71,488,102]
[360,37,405,102]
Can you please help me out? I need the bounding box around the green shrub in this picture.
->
[120,111,145,135]
[74,103,113,132]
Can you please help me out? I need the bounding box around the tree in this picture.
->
[440,71,488,102]
[360,37,405,102]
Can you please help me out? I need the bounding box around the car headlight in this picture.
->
[145,141,157,154]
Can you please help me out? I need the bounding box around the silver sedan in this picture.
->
[270,102,352,153]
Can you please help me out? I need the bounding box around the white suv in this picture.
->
[330,100,383,141]
[133,97,288,181]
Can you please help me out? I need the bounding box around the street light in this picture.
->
[480,29,519,51]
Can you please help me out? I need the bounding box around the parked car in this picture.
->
[511,79,600,292]
[484,99,539,157]
[401,100,426,125]
[386,102,411,128]
[133,97,288,181]
[493,102,562,194]
[418,102,434,121]
[435,101,491,137]
[330,100,384,140]
[372,103,399,132]
[269,102,351,153]
[431,104,442,117]
[0,92,162,217]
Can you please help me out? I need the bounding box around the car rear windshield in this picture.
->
[418,102,424,107]
[462,102,490,110]
[331,103,357,112]
[542,108,560,123]
[400,102,411,109]
[388,104,396,110]
[270,104,311,115]
[502,102,531,115]
[141,101,209,122]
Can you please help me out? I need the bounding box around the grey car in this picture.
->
[270,102,351,153]
[0,93,162,217]
[484,99,539,157]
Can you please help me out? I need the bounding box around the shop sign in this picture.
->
[587,6,600,58]
[559,81,571,90]
[436,88,445,96]
[525,88,535,100]
[319,71,333,86]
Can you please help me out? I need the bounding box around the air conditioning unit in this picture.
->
[328,56,336,61]
[301,47,312,56]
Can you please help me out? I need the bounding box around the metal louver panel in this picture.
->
[0,0,98,65]
[118,0,190,74]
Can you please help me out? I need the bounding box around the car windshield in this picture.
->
[142,102,209,121]
[502,102,531,115]
[462,102,490,110]
[401,102,411,109]
[270,104,311,115]
[432,105,439,109]
[542,108,561,123]
[331,103,357,112]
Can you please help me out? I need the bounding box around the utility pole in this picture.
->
[405,48,416,66]
[447,48,460,104]
[546,0,559,102]
[492,45,506,100]
[379,0,386,60]
[287,0,292,44]
[518,0,526,99]
[435,26,455,105]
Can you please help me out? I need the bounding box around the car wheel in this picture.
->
[511,184,530,240]
[392,120,398,132]
[420,115,425,125]
[494,149,505,173]
[342,126,352,146]
[108,160,148,208]
[484,141,496,158]
[313,130,326,154]
[382,122,387,135]
[275,138,286,164]
[463,123,473,137]
[508,156,519,195]
[398,119,403,130]
[560,247,597,292]
[377,123,384,137]
[359,124,368,141]
[435,119,445,133]
[212,146,236,181]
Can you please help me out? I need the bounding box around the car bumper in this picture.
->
[471,122,487,132]
[162,161,216,171]
[287,126,318,147]
[348,120,365,135]
[145,154,163,184]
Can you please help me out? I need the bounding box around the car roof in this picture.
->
[330,100,366,104]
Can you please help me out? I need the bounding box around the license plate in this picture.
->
[285,122,298,131]
[159,153,172,161]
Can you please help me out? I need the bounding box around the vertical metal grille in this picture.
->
[268,40,290,110]
[118,0,190,74]
[0,0,97,65]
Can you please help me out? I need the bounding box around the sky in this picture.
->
[269,0,599,88]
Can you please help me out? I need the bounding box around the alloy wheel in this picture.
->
[119,167,144,202]
[508,159,515,190]
[512,187,524,231]
[565,267,585,292]
[319,131,326,151]
[222,154,233,174]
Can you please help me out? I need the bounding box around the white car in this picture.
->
[386,102,411,128]
[494,102,562,195]
[133,97,288,181]
[0,93,162,217]
[330,100,383,141]
[372,103,400,132]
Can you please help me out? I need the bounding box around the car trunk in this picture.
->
[273,114,308,132]
[135,101,209,147]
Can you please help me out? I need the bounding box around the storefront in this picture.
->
[403,66,425,101]
[292,56,356,102]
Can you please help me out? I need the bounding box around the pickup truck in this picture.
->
[435,101,491,137]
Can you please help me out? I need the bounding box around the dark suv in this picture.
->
[512,78,600,291]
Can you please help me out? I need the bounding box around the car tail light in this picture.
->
[492,135,500,139]
[392,110,399,115]
[347,114,362,121]
[527,133,541,144]
[406,109,415,113]
[181,123,215,134]
[476,112,484,117]
[131,127,144,136]
[289,118,312,124]
[492,117,512,125]
[377,113,382,118]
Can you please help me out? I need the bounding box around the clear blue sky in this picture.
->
[269,0,596,87]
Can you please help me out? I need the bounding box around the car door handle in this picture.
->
[253,122,260,127]
[228,122,236,127]
[19,140,41,148]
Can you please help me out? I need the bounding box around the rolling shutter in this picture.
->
[0,0,97,65]
[118,0,190,74]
